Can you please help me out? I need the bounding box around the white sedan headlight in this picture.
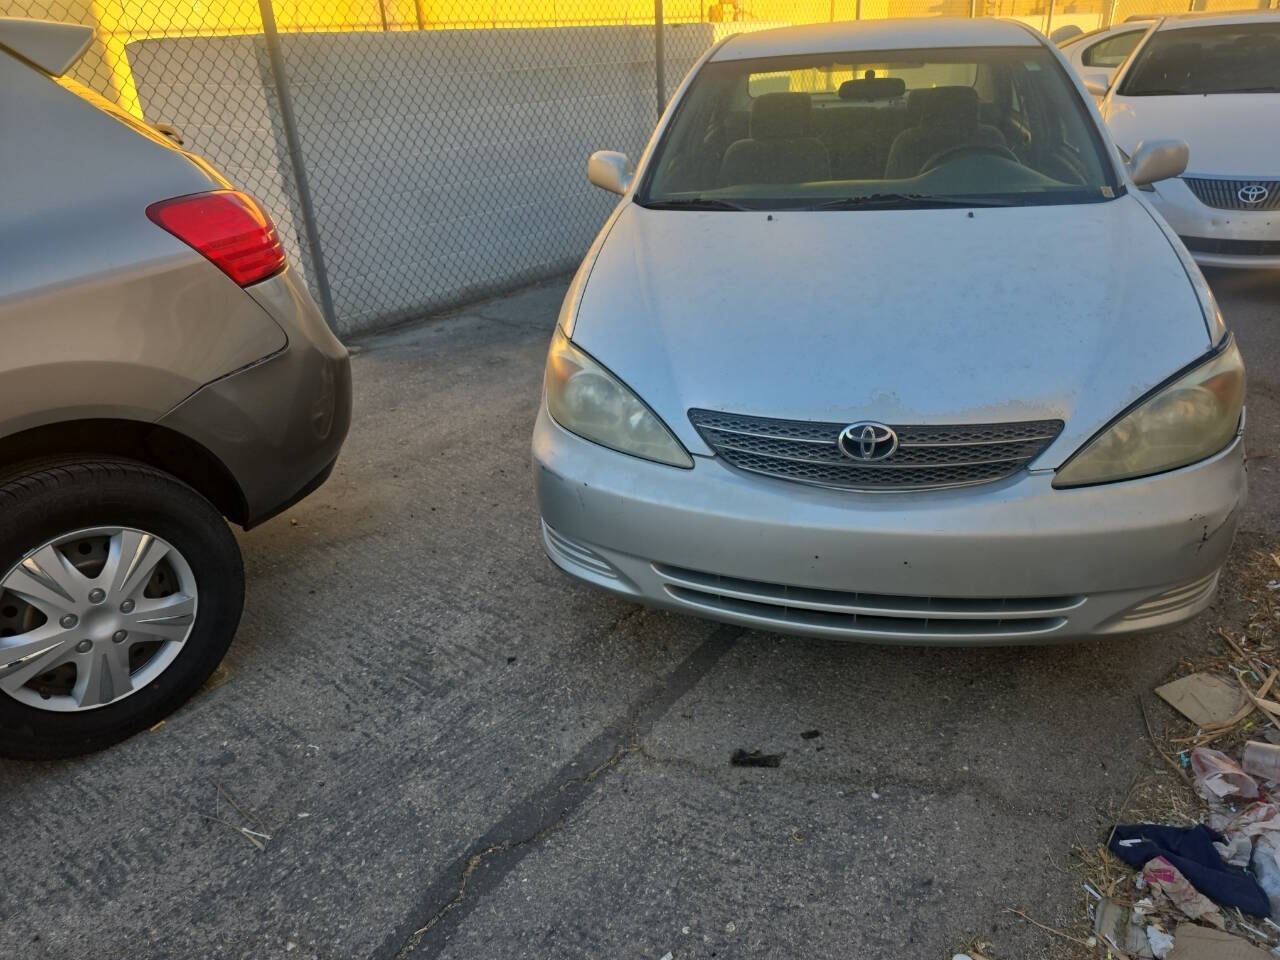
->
[1054,338,1245,488]
[544,327,693,468]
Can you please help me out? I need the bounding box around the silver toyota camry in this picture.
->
[532,18,1247,645]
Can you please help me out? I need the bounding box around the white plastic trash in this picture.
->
[1146,925,1175,958]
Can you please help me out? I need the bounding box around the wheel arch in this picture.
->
[0,418,249,526]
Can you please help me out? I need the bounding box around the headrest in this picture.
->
[905,87,931,122]
[919,85,980,126]
[750,92,813,140]
[838,77,906,101]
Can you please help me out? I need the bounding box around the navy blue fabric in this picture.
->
[1108,823,1271,917]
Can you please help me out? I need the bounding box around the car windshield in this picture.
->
[1120,22,1280,96]
[639,45,1118,210]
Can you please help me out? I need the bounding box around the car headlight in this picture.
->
[1054,337,1244,488]
[544,327,693,468]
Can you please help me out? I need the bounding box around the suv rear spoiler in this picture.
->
[0,17,93,76]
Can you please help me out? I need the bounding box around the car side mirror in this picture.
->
[152,122,185,146]
[1128,138,1189,187]
[587,150,632,195]
[1082,72,1111,98]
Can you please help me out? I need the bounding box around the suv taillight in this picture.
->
[146,190,286,287]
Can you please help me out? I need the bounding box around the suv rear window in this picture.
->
[1120,22,1280,96]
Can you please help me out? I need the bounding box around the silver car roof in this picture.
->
[710,17,1046,62]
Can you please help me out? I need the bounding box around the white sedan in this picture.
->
[1089,11,1280,268]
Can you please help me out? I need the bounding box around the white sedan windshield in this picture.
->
[641,45,1118,209]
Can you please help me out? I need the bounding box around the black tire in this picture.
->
[0,460,243,759]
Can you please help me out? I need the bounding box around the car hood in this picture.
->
[1106,94,1280,174]
[569,198,1211,465]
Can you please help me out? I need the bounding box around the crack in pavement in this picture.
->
[393,822,567,960]
[378,624,742,960]
[395,741,645,959]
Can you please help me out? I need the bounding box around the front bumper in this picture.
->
[533,405,1247,645]
[158,269,352,527]
[1148,178,1280,269]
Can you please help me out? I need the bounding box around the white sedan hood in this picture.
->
[1107,94,1280,174]
[570,197,1212,464]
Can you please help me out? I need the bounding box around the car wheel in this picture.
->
[0,460,243,759]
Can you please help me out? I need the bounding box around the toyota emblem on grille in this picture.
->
[837,422,899,462]
[1239,184,1269,205]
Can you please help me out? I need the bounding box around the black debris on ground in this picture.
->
[730,749,784,768]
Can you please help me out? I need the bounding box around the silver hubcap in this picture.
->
[0,527,198,712]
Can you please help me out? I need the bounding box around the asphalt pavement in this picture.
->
[1,268,1277,960]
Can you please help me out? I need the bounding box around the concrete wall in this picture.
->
[127,24,735,335]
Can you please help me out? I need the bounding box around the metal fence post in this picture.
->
[655,0,665,119]
[256,0,337,329]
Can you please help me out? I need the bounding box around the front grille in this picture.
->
[1180,235,1280,257]
[1184,177,1280,211]
[689,409,1063,492]
[654,563,1080,639]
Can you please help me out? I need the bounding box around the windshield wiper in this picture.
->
[810,193,1018,210]
[638,197,750,211]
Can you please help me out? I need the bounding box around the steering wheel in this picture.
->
[919,143,1020,175]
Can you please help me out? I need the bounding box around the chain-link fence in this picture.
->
[3,0,1274,333]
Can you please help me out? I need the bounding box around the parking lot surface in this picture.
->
[2,269,1277,959]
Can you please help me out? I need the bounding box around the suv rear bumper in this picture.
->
[158,269,351,527]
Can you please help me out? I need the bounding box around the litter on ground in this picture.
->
[1167,921,1274,959]
[729,748,783,768]
[1001,548,1280,959]
[1108,824,1268,917]
[1157,673,1249,727]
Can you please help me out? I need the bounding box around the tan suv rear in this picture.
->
[0,19,351,757]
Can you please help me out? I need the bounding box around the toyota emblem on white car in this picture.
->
[837,422,899,462]
[1239,184,1269,204]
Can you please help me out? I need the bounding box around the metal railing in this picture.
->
[2,0,1271,333]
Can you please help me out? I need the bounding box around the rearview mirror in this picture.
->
[1128,139,1189,187]
[1082,72,1110,98]
[587,150,632,195]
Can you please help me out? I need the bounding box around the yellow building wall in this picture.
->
[5,0,1173,117]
